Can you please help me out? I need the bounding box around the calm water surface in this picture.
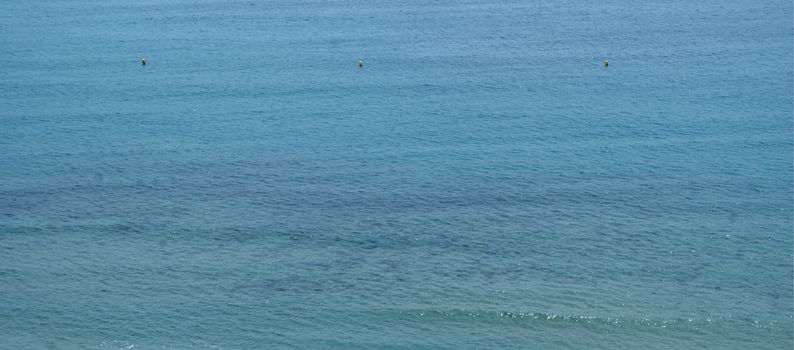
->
[1,0,792,349]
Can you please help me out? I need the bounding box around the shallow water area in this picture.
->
[1,0,792,349]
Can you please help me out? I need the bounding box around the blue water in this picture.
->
[1,0,792,348]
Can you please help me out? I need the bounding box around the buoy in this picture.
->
[604,59,608,67]
[357,59,363,67]
[141,58,147,66]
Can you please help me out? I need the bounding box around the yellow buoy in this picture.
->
[604,59,608,67]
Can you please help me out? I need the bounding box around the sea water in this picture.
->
[0,0,792,349]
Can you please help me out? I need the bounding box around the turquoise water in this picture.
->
[1,0,792,348]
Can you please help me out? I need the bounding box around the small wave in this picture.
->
[397,309,783,330]
[97,340,135,350]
